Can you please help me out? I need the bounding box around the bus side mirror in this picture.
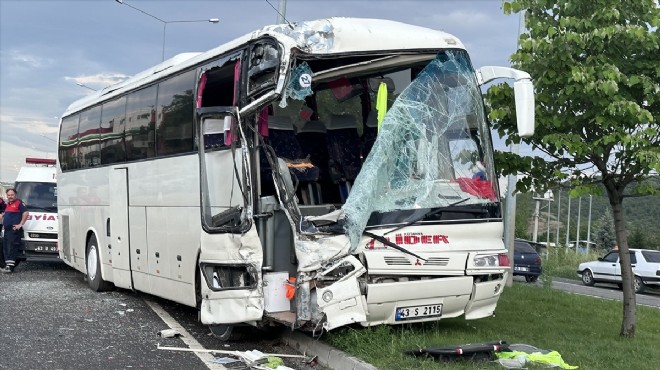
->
[513,79,534,138]
[477,66,535,138]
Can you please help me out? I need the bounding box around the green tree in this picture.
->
[592,211,616,250]
[627,226,646,249]
[489,0,660,338]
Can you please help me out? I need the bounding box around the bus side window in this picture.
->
[125,85,158,161]
[156,70,196,156]
[247,42,280,98]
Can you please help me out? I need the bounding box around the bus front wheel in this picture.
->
[209,324,248,341]
[86,236,113,292]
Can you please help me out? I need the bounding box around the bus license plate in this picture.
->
[32,245,58,253]
[395,304,443,321]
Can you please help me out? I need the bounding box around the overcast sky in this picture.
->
[0,0,521,182]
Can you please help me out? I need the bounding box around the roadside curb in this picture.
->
[282,331,379,370]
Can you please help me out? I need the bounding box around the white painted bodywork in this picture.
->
[15,165,58,256]
[57,17,525,333]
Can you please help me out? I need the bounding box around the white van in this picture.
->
[14,158,59,260]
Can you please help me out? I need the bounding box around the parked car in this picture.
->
[577,249,660,293]
[513,240,543,282]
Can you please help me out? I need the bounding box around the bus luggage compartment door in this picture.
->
[109,168,133,289]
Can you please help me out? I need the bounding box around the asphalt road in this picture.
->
[0,261,325,370]
[549,277,660,308]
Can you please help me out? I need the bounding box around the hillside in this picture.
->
[510,189,660,250]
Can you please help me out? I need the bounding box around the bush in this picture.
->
[543,247,603,280]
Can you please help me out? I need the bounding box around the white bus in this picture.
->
[14,158,59,259]
[57,18,534,338]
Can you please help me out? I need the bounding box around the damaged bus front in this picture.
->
[196,18,534,335]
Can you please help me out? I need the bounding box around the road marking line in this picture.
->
[144,298,226,370]
[551,281,660,309]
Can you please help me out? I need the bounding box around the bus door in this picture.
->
[109,167,133,290]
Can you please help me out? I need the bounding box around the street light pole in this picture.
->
[587,195,593,252]
[504,8,526,287]
[565,197,571,247]
[76,82,97,91]
[576,197,582,251]
[115,0,219,61]
[556,190,561,246]
[546,193,551,245]
[532,190,553,244]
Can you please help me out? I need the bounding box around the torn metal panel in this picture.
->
[342,51,496,249]
[294,235,352,272]
[264,19,334,53]
[314,256,368,331]
[199,226,264,325]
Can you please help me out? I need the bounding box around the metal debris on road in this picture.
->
[157,329,182,338]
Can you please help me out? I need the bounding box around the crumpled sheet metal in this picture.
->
[342,51,487,249]
[294,234,352,272]
[263,19,334,53]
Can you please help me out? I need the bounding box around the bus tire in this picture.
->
[209,324,247,341]
[86,235,113,292]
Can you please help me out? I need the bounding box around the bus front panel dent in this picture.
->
[199,226,264,325]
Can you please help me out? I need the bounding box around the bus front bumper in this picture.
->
[361,274,507,326]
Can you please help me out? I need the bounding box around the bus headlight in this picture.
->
[473,253,510,268]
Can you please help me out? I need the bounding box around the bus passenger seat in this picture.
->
[326,114,362,202]
[297,120,328,204]
[265,115,320,204]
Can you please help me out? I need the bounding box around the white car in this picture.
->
[577,249,660,293]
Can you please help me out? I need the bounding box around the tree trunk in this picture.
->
[609,193,636,338]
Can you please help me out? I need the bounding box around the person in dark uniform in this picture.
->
[0,196,5,268]
[1,189,29,273]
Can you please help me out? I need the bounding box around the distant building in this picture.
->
[0,181,13,199]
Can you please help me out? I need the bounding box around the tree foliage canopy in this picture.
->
[489,0,659,338]
[488,0,659,199]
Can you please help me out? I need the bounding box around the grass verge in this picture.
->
[323,284,660,369]
[544,247,603,280]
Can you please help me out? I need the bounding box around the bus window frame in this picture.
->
[197,108,252,234]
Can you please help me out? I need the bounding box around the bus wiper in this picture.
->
[363,231,427,262]
[384,197,470,236]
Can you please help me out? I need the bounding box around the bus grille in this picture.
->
[28,233,58,240]
[383,256,450,266]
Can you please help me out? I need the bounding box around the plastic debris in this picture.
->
[280,62,313,108]
[407,340,508,362]
[212,357,240,365]
[263,356,284,369]
[496,346,578,369]
[157,329,182,338]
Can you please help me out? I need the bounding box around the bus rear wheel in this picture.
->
[86,236,113,292]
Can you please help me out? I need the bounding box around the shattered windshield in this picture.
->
[342,51,496,247]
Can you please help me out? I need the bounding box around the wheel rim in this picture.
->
[583,271,592,284]
[634,277,641,292]
[87,244,98,281]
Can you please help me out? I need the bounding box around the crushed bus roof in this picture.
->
[64,17,465,116]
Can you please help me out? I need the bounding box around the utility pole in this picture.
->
[546,192,552,245]
[566,197,571,247]
[576,197,582,252]
[556,190,561,246]
[504,9,526,287]
[532,197,540,243]
[587,195,593,253]
[277,0,287,24]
